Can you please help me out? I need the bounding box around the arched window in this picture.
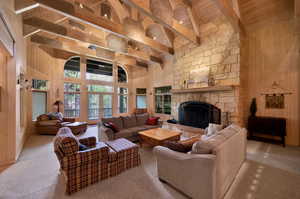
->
[118,66,127,83]
[64,57,80,78]
[86,59,113,82]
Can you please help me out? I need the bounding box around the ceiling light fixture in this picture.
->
[153,36,157,40]
[79,3,83,8]
[179,20,183,24]
[104,13,108,18]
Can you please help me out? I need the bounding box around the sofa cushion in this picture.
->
[102,117,123,129]
[122,116,137,128]
[136,113,149,126]
[207,123,223,137]
[191,140,214,154]
[114,129,136,139]
[104,122,119,133]
[38,120,60,126]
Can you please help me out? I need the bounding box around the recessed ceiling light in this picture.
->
[179,20,183,24]
[153,36,157,40]
[104,13,108,18]
[79,3,83,8]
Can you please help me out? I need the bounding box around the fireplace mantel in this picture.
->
[171,85,237,94]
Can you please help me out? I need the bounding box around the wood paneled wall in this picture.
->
[241,14,300,146]
[0,0,28,166]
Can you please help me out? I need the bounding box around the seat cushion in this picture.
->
[136,113,149,126]
[102,117,124,129]
[114,129,135,139]
[38,120,60,126]
[122,116,137,128]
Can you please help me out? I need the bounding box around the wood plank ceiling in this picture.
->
[15,0,244,68]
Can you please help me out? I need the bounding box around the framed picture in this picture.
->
[265,94,284,109]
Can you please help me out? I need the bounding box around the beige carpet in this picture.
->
[0,126,300,199]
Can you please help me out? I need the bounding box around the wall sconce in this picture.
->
[17,73,31,90]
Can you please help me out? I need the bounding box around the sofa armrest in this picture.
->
[61,142,109,170]
[79,137,97,147]
[63,118,76,123]
[153,146,216,199]
[158,120,163,127]
[100,126,115,140]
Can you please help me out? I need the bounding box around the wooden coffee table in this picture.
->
[138,128,181,147]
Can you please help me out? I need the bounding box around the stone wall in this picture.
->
[171,17,241,124]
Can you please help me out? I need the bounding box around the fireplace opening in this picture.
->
[178,101,221,129]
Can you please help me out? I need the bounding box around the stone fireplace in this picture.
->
[171,17,241,125]
[178,101,221,128]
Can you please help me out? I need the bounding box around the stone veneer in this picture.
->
[171,17,241,124]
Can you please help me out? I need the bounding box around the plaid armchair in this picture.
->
[54,127,141,194]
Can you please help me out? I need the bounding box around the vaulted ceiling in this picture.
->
[15,0,295,68]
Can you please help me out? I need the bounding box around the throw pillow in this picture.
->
[146,117,160,125]
[79,143,89,151]
[206,123,223,137]
[191,140,214,154]
[39,114,49,121]
[104,122,119,133]
[164,141,190,153]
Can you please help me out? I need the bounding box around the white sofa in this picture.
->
[154,125,247,199]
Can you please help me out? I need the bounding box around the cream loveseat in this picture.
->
[154,124,247,199]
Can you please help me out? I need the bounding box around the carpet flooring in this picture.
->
[0,126,300,199]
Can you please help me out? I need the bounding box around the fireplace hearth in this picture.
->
[178,101,221,129]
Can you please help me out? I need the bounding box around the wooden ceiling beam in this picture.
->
[107,0,129,23]
[211,0,245,35]
[31,34,147,68]
[16,0,174,55]
[121,0,200,45]
[15,0,39,14]
[24,17,163,65]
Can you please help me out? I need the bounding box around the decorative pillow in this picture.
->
[104,122,119,133]
[191,140,214,154]
[164,141,191,153]
[146,117,160,125]
[39,114,49,121]
[206,123,223,137]
[49,115,60,120]
[79,143,89,151]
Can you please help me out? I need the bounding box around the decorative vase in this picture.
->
[250,98,257,117]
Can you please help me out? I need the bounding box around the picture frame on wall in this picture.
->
[265,94,284,109]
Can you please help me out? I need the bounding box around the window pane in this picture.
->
[88,85,113,92]
[64,93,80,117]
[136,88,146,95]
[88,94,100,120]
[32,92,47,120]
[118,87,128,94]
[64,57,80,78]
[118,66,127,83]
[64,83,80,92]
[155,95,163,113]
[103,95,112,118]
[32,79,47,90]
[137,95,147,108]
[163,95,171,114]
[118,95,127,113]
[86,59,113,82]
[155,86,171,94]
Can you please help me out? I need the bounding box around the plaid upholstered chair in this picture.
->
[54,127,141,194]
[54,127,110,194]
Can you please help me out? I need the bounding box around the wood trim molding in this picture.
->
[0,11,15,56]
